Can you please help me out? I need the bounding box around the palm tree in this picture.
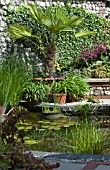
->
[6,4,95,75]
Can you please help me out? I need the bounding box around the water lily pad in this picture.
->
[56,122,64,125]
[53,127,61,130]
[48,126,55,130]
[43,121,50,124]
[68,122,75,125]
[37,121,44,123]
[25,140,37,145]
[63,125,70,128]
[51,122,58,125]
[42,126,50,129]
[56,125,62,128]
[38,129,46,131]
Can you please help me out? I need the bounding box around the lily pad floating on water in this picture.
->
[38,129,46,131]
[37,121,44,123]
[48,126,55,130]
[63,125,70,128]
[25,139,38,145]
[42,121,50,124]
[53,127,61,130]
[42,126,50,129]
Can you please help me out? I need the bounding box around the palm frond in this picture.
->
[6,24,32,39]
[75,30,96,38]
[28,3,44,23]
[65,16,83,27]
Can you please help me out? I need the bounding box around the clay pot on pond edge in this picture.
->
[52,94,67,104]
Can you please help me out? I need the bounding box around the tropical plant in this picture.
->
[6,4,95,75]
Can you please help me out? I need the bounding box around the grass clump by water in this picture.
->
[64,120,108,154]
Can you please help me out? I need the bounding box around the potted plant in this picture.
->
[50,80,67,104]
[66,75,90,102]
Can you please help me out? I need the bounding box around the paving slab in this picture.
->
[98,99,110,104]
[46,159,86,170]
[95,165,110,170]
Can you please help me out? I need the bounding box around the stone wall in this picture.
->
[0,0,110,58]
[84,78,110,99]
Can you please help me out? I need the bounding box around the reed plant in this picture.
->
[0,53,29,107]
[60,120,109,154]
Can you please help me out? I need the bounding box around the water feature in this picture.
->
[18,110,110,154]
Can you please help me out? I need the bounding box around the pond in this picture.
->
[18,110,110,155]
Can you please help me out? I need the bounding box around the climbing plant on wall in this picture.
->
[6,4,109,75]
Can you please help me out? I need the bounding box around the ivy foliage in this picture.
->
[6,4,109,74]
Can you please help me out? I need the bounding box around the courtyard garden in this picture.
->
[0,1,110,169]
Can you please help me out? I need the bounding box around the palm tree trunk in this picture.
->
[45,45,58,75]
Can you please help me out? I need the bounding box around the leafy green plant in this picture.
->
[0,142,60,170]
[0,106,27,145]
[66,75,90,99]
[73,104,93,120]
[23,80,50,102]
[50,80,67,94]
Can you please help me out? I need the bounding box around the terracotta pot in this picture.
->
[53,94,67,104]
[68,95,78,102]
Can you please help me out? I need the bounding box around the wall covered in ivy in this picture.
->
[0,0,110,75]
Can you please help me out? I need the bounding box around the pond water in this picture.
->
[19,111,110,155]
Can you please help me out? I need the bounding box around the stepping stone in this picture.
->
[44,154,59,158]
[46,159,86,170]
[103,155,110,161]
[91,154,103,161]
[55,154,70,159]
[78,154,92,160]
[95,165,110,170]
[67,154,81,160]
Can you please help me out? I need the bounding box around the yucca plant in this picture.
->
[6,4,96,74]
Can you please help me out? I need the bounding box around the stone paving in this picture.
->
[32,151,110,170]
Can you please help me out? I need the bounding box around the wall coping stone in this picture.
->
[85,78,110,83]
